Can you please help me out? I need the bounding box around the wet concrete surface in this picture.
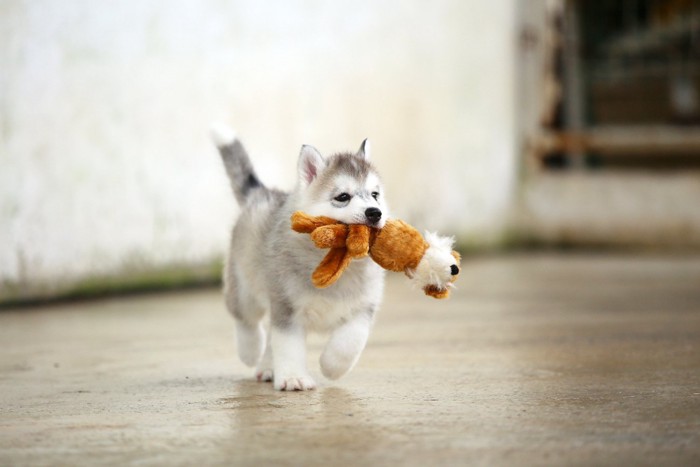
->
[1,254,699,466]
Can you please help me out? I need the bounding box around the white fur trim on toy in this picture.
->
[408,231,457,291]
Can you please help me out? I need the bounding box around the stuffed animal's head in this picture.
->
[295,140,390,229]
[409,231,461,299]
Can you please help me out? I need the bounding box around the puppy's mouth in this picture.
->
[348,218,384,229]
[362,218,385,229]
[348,210,385,228]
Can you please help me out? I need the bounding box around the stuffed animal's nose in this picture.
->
[450,264,460,275]
[365,207,382,223]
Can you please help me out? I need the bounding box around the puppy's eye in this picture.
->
[371,191,380,200]
[334,193,351,203]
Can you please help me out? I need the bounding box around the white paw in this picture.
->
[274,374,317,391]
[256,368,274,382]
[319,314,371,380]
[320,349,359,380]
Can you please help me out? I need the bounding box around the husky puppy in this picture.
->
[211,124,388,391]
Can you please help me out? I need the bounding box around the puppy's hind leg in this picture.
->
[235,317,266,367]
[224,274,266,367]
[255,336,274,382]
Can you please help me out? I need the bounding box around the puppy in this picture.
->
[211,123,388,391]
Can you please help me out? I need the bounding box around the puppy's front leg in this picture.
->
[320,310,373,380]
[270,321,316,391]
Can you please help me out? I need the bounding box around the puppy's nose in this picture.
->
[365,207,382,223]
[450,264,460,275]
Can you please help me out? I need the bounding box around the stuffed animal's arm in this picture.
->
[307,223,370,256]
[291,211,370,256]
[290,211,372,289]
[291,211,340,233]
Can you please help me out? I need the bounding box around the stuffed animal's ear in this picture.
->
[357,138,371,161]
[298,145,325,186]
[424,284,450,299]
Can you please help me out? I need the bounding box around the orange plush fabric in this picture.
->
[290,211,459,298]
[369,219,428,272]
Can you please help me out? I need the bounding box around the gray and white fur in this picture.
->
[211,123,389,391]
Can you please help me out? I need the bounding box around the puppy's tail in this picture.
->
[210,122,266,205]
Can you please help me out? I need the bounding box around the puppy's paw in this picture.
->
[255,368,274,383]
[319,315,370,380]
[274,374,316,391]
[320,349,358,380]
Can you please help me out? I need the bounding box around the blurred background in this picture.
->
[2,0,700,303]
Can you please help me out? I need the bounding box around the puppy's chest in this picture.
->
[296,261,381,331]
[298,295,357,331]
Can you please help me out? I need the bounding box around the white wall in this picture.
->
[0,0,517,297]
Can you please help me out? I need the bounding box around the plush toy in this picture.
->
[291,211,461,299]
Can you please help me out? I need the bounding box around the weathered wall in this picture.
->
[0,1,517,300]
[513,0,700,250]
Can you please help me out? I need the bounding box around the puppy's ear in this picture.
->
[298,145,325,186]
[357,138,371,161]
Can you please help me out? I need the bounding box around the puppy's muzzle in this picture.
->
[365,207,382,224]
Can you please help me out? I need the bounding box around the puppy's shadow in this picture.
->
[318,386,366,417]
[218,378,383,449]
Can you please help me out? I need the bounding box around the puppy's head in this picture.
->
[297,139,389,228]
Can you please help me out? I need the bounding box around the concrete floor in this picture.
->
[1,254,699,466]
